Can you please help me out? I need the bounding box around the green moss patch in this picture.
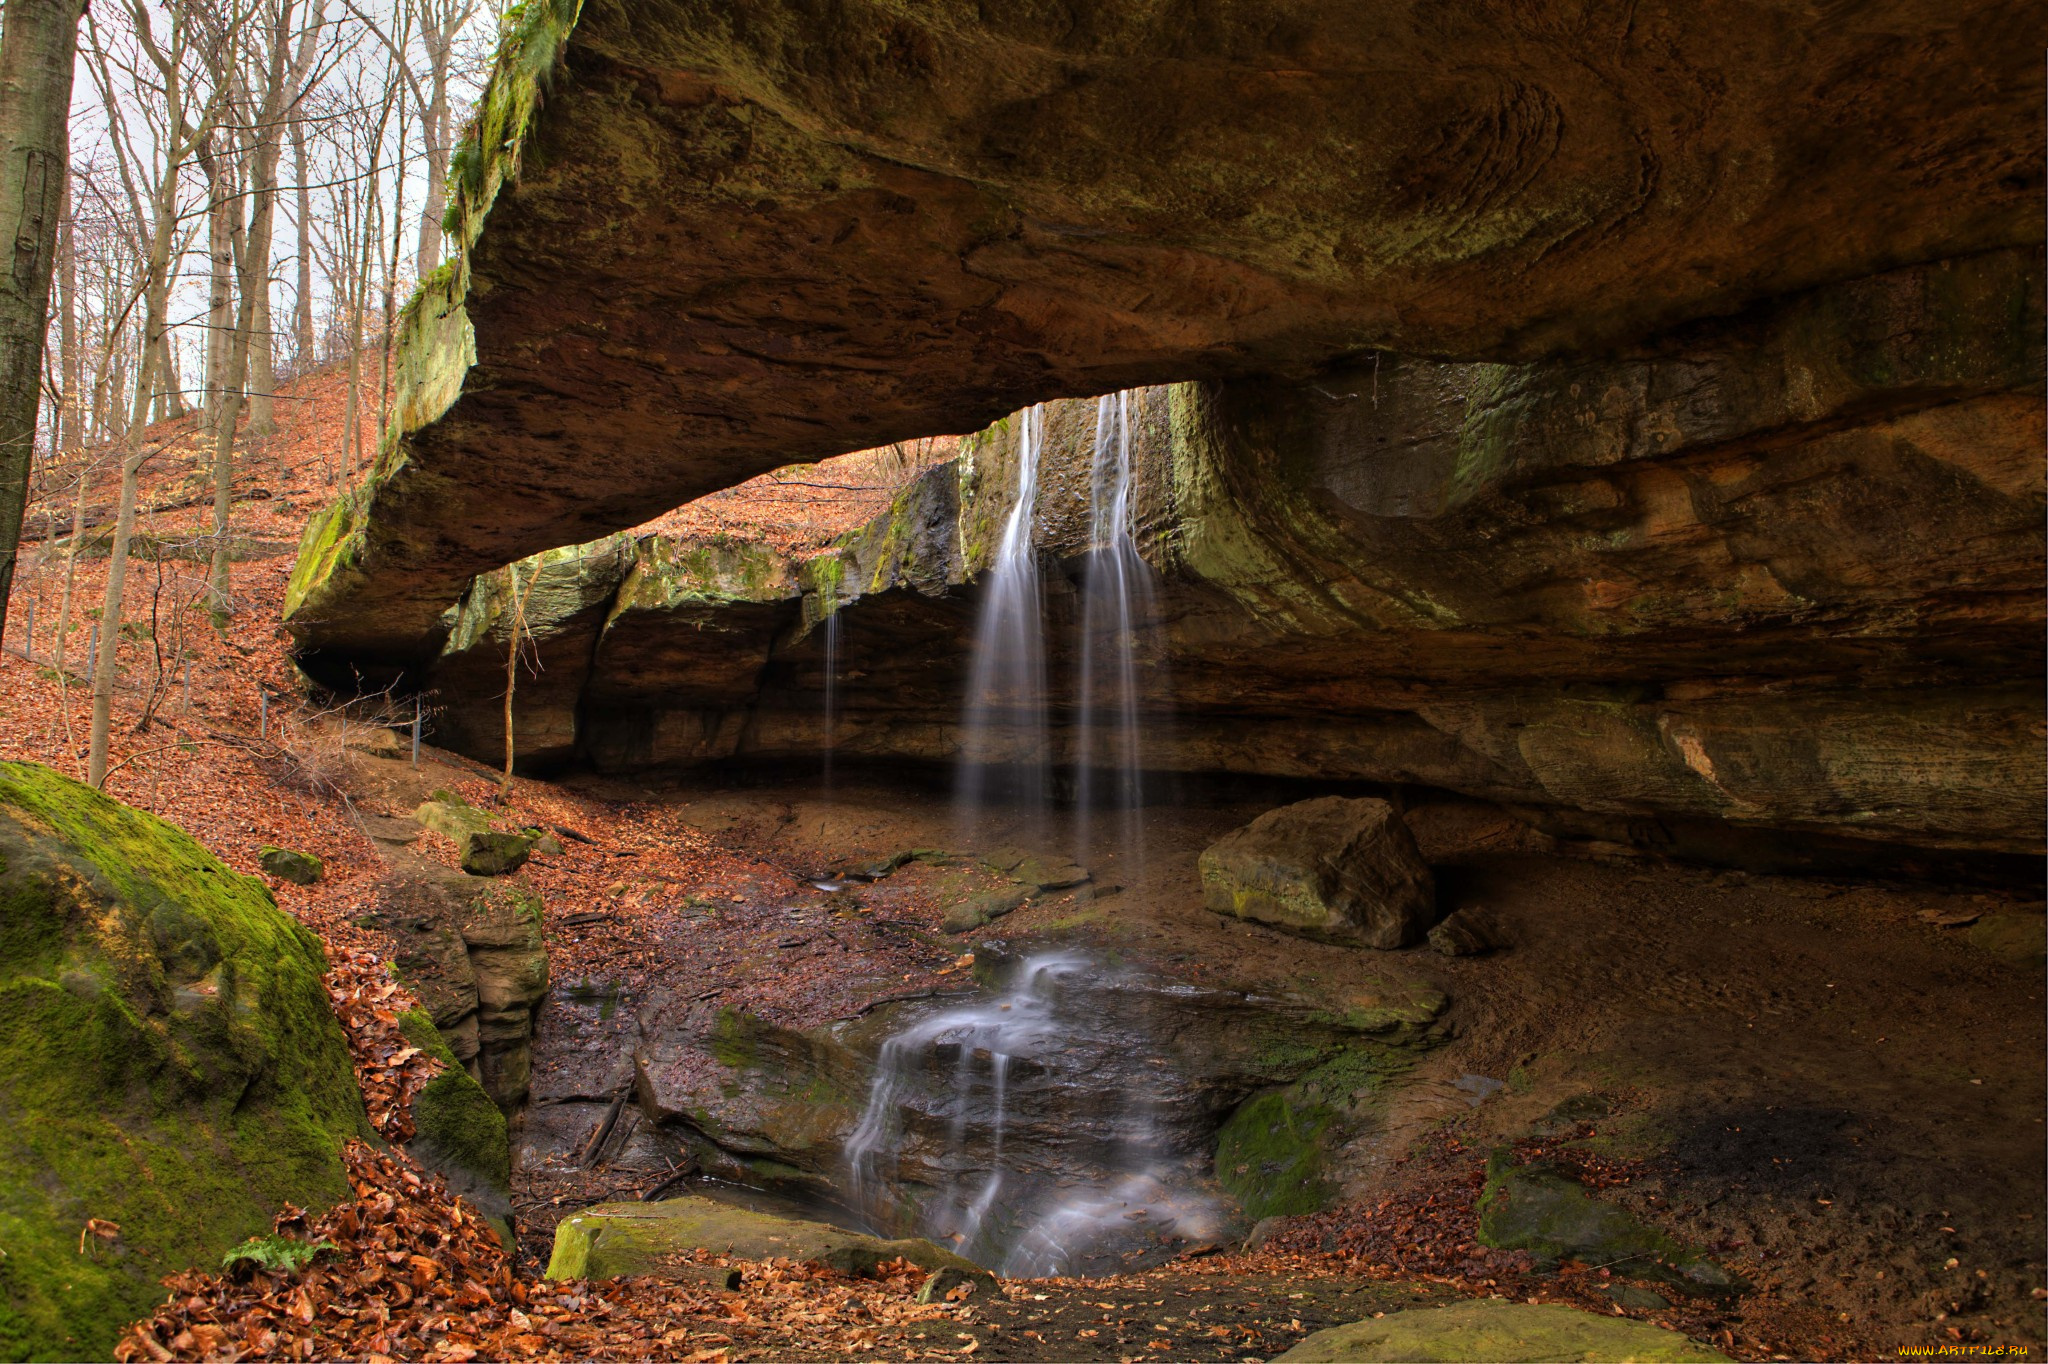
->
[0,762,368,1360]
[1476,1150,1743,1297]
[396,1010,512,1244]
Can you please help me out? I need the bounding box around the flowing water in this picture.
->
[956,405,1050,840]
[821,610,842,791]
[1073,390,1160,872]
[841,950,1223,1277]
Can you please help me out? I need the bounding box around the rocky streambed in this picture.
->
[482,770,2043,1358]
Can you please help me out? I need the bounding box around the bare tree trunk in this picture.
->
[0,0,83,655]
[501,561,529,796]
[415,30,451,278]
[151,329,185,421]
[292,118,316,367]
[89,336,158,786]
[52,436,97,672]
[201,143,235,435]
[55,182,78,459]
[246,264,277,435]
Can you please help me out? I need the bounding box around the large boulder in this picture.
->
[1199,797,1437,948]
[545,1196,991,1284]
[1275,1300,1732,1362]
[0,762,368,1359]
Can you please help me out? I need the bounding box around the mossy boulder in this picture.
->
[460,830,533,877]
[1477,1151,1742,1296]
[1274,1300,1732,1361]
[1200,798,1437,949]
[413,799,496,843]
[396,1009,512,1246]
[0,761,369,1360]
[546,1196,993,1285]
[257,846,324,886]
[1216,1045,1418,1221]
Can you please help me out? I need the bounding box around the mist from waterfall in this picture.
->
[1073,390,1159,872]
[956,404,1049,839]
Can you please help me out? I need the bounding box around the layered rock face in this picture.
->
[415,250,2045,868]
[281,0,2042,672]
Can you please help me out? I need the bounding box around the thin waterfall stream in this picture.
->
[956,405,1050,840]
[821,610,842,792]
[1075,390,1160,872]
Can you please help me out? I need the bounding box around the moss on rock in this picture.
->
[396,1009,513,1245]
[1275,1300,1732,1362]
[546,1196,991,1283]
[1216,1045,1418,1221]
[1476,1150,1742,1296]
[0,761,368,1360]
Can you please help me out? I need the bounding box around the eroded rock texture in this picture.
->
[282,0,2043,670]
[412,251,2045,868]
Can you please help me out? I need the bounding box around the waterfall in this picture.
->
[841,951,1221,1277]
[956,405,1049,839]
[821,610,842,790]
[1074,390,1158,871]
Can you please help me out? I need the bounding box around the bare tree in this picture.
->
[82,0,236,785]
[0,0,86,653]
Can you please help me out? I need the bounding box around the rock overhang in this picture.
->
[282,0,2046,675]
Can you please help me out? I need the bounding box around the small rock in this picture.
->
[529,830,567,857]
[1605,1284,1671,1310]
[257,846,323,885]
[1241,1215,1291,1252]
[1967,911,2046,966]
[1013,856,1090,891]
[413,799,498,842]
[916,1265,987,1304]
[1428,909,1495,956]
[463,830,534,877]
[1276,1301,1730,1362]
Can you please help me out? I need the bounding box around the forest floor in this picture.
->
[5,368,2043,1362]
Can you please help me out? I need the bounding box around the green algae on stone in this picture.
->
[0,761,368,1360]
[1217,1043,1420,1221]
[1274,1300,1733,1362]
[397,1009,513,1245]
[1476,1150,1742,1296]
[258,846,324,885]
[461,830,534,877]
[546,1196,990,1283]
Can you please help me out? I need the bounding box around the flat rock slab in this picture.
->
[546,1195,993,1285]
[1200,797,1436,949]
[1275,1300,1732,1362]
